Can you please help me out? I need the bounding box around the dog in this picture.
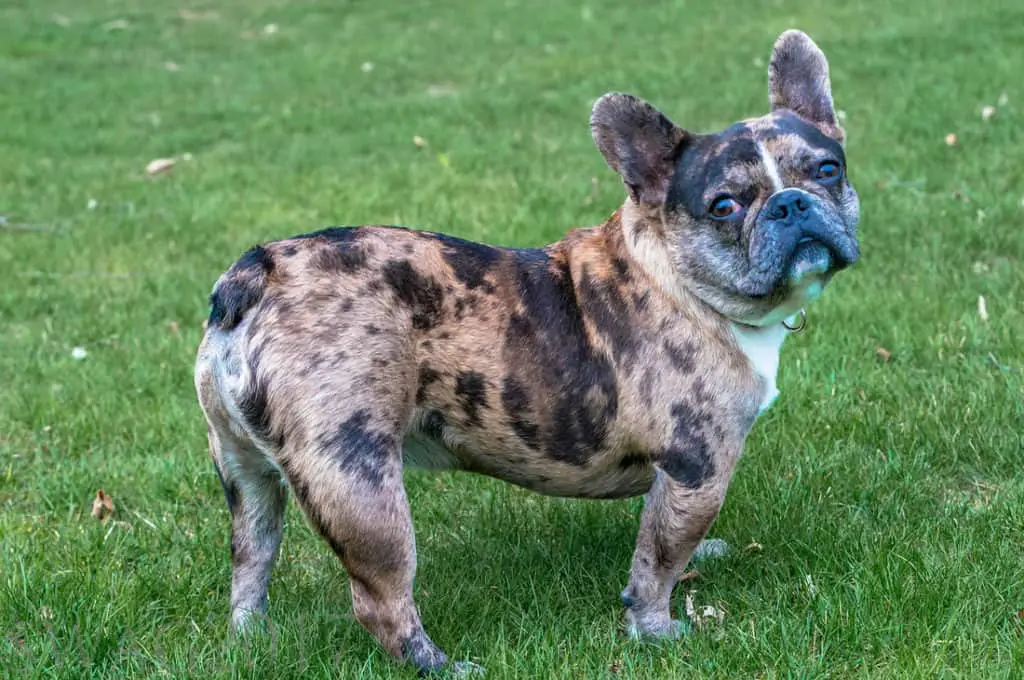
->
[194,29,859,675]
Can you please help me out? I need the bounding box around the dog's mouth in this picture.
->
[787,237,833,285]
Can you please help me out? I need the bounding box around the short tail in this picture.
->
[208,245,274,330]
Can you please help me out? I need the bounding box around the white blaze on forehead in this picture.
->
[757,141,785,193]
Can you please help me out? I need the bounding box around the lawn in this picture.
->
[1,0,1022,677]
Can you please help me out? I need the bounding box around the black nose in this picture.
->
[765,189,812,222]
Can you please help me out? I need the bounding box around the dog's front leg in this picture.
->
[620,462,734,638]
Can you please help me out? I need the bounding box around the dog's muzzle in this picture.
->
[739,188,859,297]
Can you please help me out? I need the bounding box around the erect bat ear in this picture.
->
[590,93,689,206]
[769,30,844,142]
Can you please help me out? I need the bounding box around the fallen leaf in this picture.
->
[182,152,194,161]
[684,590,696,620]
[836,109,848,122]
[804,574,817,597]
[1014,608,1024,620]
[972,261,990,274]
[978,295,989,322]
[87,198,98,210]
[981,105,996,121]
[998,92,1009,107]
[743,542,764,553]
[262,23,278,35]
[977,209,986,223]
[164,61,181,72]
[39,606,54,621]
[71,346,88,360]
[52,14,71,26]
[426,84,458,97]
[178,9,219,21]
[875,345,893,362]
[91,489,114,521]
[413,135,428,148]
[678,570,700,583]
[360,61,374,73]
[104,19,129,31]
[168,321,180,335]
[944,133,957,146]
[608,658,623,675]
[146,158,176,176]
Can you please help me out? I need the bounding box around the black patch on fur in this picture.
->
[618,453,649,469]
[455,371,488,427]
[668,125,761,218]
[291,226,365,244]
[453,294,478,321]
[420,410,446,439]
[209,245,274,330]
[312,244,367,273]
[365,324,380,335]
[659,402,714,488]
[504,250,618,465]
[321,409,395,489]
[281,245,298,257]
[663,340,697,374]
[237,345,281,446]
[765,111,846,164]
[339,298,354,313]
[416,363,441,403]
[501,377,540,449]
[433,233,501,293]
[381,260,444,330]
[612,257,630,279]
[578,266,638,361]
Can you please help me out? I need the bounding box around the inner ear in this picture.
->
[590,93,688,206]
[768,30,843,141]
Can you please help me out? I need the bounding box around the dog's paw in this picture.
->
[625,611,692,641]
[691,538,730,561]
[451,660,486,676]
[420,660,485,677]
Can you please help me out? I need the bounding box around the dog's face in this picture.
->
[591,30,860,325]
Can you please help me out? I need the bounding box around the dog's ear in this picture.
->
[768,30,844,142]
[590,93,688,206]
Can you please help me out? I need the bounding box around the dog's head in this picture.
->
[591,30,860,325]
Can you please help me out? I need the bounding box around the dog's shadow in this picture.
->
[406,472,644,646]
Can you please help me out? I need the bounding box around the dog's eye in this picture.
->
[709,196,743,220]
[816,161,843,182]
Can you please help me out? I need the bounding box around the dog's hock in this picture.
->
[590,93,688,206]
[768,30,843,142]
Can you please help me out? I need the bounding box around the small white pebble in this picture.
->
[981,105,996,121]
[71,347,88,360]
[87,198,98,210]
[263,23,278,35]
[360,61,374,73]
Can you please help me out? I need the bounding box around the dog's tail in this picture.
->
[208,244,274,330]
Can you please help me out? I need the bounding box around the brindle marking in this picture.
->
[194,30,859,675]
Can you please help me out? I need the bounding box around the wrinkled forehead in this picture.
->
[669,111,844,206]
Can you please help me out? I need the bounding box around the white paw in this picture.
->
[691,538,730,561]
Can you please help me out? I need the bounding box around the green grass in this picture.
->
[2,0,1023,677]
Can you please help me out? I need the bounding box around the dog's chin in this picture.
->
[787,239,834,285]
[730,243,836,327]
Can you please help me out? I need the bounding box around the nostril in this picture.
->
[795,196,811,213]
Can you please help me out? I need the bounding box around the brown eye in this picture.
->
[816,160,842,182]
[709,195,743,220]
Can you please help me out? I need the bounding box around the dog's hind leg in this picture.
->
[279,409,467,675]
[204,415,288,633]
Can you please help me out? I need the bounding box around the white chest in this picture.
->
[730,322,789,416]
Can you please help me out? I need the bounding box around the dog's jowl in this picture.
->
[195,30,859,674]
